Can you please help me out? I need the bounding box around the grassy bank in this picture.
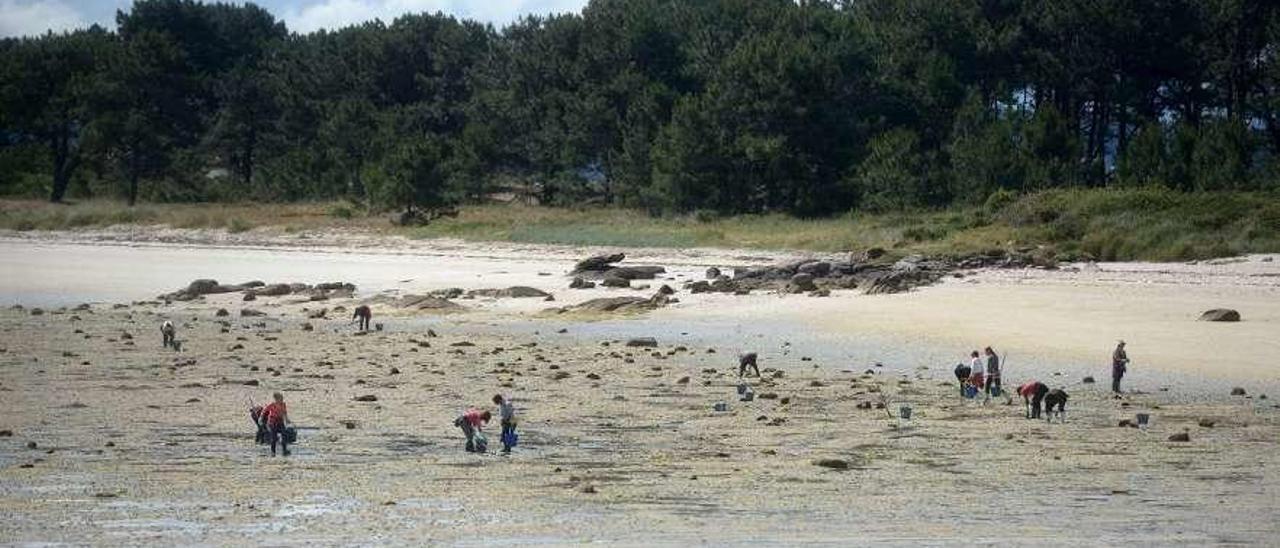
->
[2,188,1277,261]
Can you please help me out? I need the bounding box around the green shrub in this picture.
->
[984,189,1017,213]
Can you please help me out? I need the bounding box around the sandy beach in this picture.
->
[1,229,1278,545]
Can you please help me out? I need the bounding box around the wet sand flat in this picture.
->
[1,300,1278,545]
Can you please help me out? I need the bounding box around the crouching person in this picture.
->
[454,408,491,453]
[493,394,517,454]
[1044,389,1069,422]
[1018,381,1049,419]
[261,392,291,456]
[953,363,972,398]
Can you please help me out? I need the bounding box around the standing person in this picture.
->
[454,408,491,453]
[352,305,372,331]
[1111,340,1129,394]
[261,392,291,456]
[967,351,985,398]
[493,394,517,454]
[984,347,1002,400]
[161,320,176,349]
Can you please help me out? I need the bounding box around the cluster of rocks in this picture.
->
[162,279,355,302]
[692,252,951,296]
[569,253,666,289]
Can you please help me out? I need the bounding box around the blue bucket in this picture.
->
[964,385,978,399]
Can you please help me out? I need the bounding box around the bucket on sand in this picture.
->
[1136,413,1151,430]
[964,385,978,399]
[737,383,748,395]
[713,402,729,412]
[899,405,913,420]
[740,389,755,402]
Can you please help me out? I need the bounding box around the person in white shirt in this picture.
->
[967,350,985,397]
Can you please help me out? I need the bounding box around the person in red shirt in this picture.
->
[260,392,291,456]
[454,408,491,453]
[1018,381,1049,419]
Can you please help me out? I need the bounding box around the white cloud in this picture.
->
[0,0,87,38]
[282,0,587,34]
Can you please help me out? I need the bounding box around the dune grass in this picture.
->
[2,188,1277,261]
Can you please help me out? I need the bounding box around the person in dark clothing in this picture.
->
[1019,381,1050,419]
[161,321,176,349]
[738,352,760,378]
[261,392,290,456]
[953,362,972,397]
[983,347,1002,399]
[1044,389,1069,422]
[352,305,372,331]
[1112,341,1129,393]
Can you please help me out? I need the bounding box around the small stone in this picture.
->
[676,376,690,384]
[1197,419,1215,428]
[354,395,378,402]
[1168,432,1191,442]
[1230,387,1246,396]
[1082,376,1096,384]
[215,308,230,317]
[812,458,849,470]
[625,338,658,348]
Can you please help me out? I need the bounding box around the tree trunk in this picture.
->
[48,130,72,203]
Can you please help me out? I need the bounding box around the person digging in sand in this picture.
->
[352,305,372,331]
[738,352,760,378]
[454,408,491,453]
[1018,381,1049,419]
[161,320,176,349]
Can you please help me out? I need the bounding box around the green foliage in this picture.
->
[1,0,1279,232]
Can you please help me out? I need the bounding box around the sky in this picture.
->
[0,0,590,38]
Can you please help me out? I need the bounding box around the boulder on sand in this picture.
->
[569,277,596,289]
[256,283,294,297]
[1198,309,1241,322]
[601,276,631,288]
[789,273,817,293]
[603,266,666,280]
[468,286,552,298]
[574,253,627,273]
[706,267,721,279]
[625,337,659,348]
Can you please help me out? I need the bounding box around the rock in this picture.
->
[604,266,666,280]
[1082,376,1096,384]
[30,308,44,316]
[809,289,831,297]
[214,308,230,317]
[1231,387,1247,396]
[1197,419,1216,428]
[256,284,293,297]
[1168,432,1191,442]
[625,337,658,348]
[789,273,817,293]
[26,441,37,449]
[389,367,400,375]
[564,296,664,313]
[574,253,626,273]
[301,322,314,332]
[353,395,378,402]
[601,276,631,288]
[705,267,721,279]
[0,430,11,437]
[656,284,675,296]
[240,380,259,386]
[1199,308,1241,322]
[569,277,596,289]
[468,286,552,298]
[812,458,849,470]
[242,292,257,302]
[316,282,356,292]
[185,279,224,296]
[676,376,690,384]
[451,341,475,347]
[860,247,886,261]
[797,261,831,277]
[688,281,711,294]
[240,309,266,317]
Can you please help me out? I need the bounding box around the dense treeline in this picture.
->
[2,0,1279,216]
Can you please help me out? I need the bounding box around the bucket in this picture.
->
[713,402,728,412]
[737,383,748,395]
[1136,413,1150,429]
[740,390,755,402]
[899,405,913,420]
[990,386,1002,398]
[964,385,978,399]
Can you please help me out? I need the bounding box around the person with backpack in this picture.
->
[454,408,491,453]
[1111,340,1129,394]
[493,394,517,454]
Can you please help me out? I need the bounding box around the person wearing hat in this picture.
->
[1111,341,1129,394]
